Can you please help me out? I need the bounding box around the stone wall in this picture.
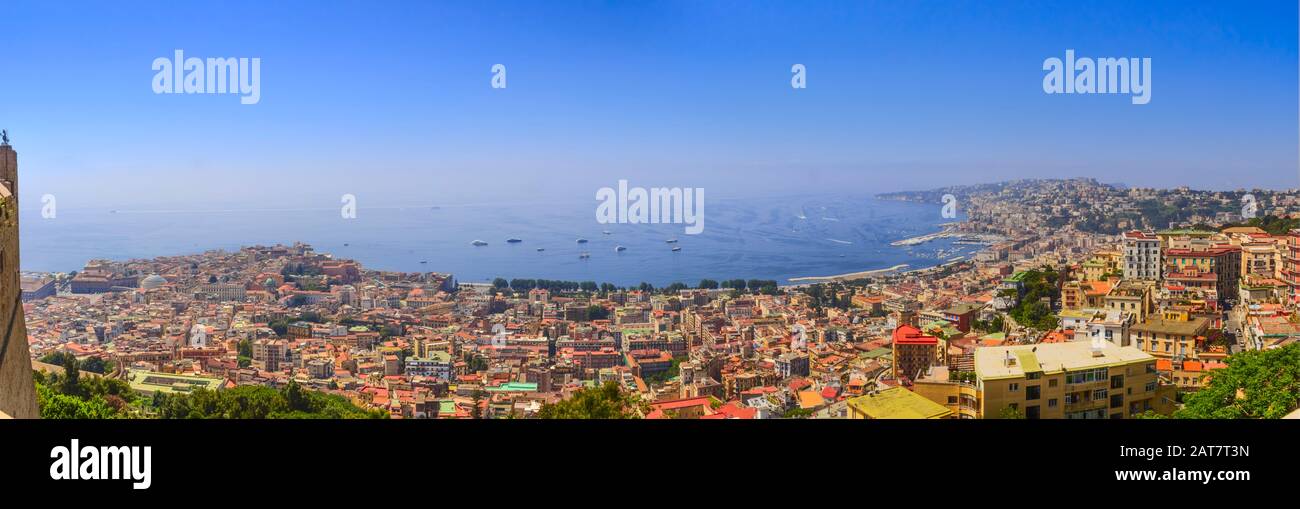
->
[0,142,39,419]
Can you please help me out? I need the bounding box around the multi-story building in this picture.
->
[1122,230,1161,280]
[405,351,452,379]
[1104,280,1155,322]
[891,325,939,382]
[252,338,288,372]
[1129,313,1211,360]
[1280,230,1300,304]
[975,341,1159,419]
[1164,245,1241,305]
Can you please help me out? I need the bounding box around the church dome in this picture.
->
[141,274,168,289]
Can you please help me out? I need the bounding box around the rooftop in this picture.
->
[975,341,1153,381]
[846,387,951,419]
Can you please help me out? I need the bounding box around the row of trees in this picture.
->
[33,354,385,419]
[33,356,138,419]
[492,277,782,296]
[152,380,387,419]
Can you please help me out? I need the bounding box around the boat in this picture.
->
[343,243,349,247]
[536,248,545,252]
[671,247,682,252]
[579,252,591,259]
[602,230,612,235]
[665,238,678,244]
[615,245,626,252]
[471,240,488,246]
[506,238,522,243]
[576,238,588,243]
[419,260,428,264]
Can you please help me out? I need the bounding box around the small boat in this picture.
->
[602,230,612,235]
[471,240,488,246]
[576,238,588,244]
[343,243,349,247]
[665,238,678,243]
[507,238,522,243]
[419,260,428,264]
[536,248,545,252]
[615,245,626,252]
[579,252,591,259]
[671,247,682,252]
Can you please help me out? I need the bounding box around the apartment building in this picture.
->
[1121,230,1161,280]
[975,341,1159,419]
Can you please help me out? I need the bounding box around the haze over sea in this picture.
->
[19,194,973,287]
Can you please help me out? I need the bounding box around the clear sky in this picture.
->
[1,0,1296,210]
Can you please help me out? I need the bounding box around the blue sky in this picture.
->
[0,0,1296,209]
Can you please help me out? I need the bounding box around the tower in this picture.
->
[0,133,39,418]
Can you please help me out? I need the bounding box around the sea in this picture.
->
[19,194,976,287]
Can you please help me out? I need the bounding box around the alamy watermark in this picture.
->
[152,50,261,104]
[1043,50,1150,105]
[596,180,704,235]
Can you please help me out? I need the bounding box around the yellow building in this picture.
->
[1082,250,1121,281]
[912,366,979,419]
[846,387,954,419]
[974,341,1159,419]
[1129,314,1210,359]
[1104,280,1155,322]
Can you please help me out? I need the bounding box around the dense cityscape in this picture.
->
[14,175,1300,419]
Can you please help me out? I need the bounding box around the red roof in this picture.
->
[893,325,938,345]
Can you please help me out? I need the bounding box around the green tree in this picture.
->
[997,406,1025,419]
[536,382,641,419]
[1175,343,1300,419]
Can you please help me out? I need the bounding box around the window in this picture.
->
[1048,378,1058,388]
[1026,385,1041,401]
[1027,372,1041,380]
[1145,381,1156,392]
[1110,394,1123,409]
[1110,374,1124,389]
[1008,383,1020,392]
[1092,389,1107,400]
[1025,405,1040,419]
[1048,398,1058,408]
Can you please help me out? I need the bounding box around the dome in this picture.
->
[140,274,168,289]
